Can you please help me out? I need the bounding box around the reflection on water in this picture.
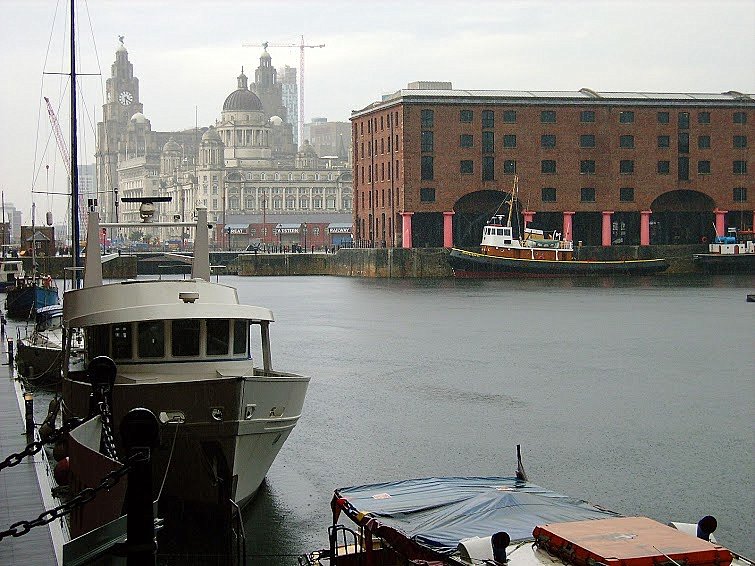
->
[8,274,753,564]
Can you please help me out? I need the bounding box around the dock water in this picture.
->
[0,331,62,564]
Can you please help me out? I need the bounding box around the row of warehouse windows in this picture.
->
[418,186,748,204]
[421,109,749,127]
[361,135,400,157]
[359,111,401,134]
[423,132,747,152]
[420,156,748,179]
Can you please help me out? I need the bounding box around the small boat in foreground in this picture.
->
[299,449,750,566]
[449,177,669,278]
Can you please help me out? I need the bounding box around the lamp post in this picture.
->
[226,226,231,251]
[303,222,307,252]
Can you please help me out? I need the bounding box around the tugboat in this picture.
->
[693,228,755,274]
[449,176,669,278]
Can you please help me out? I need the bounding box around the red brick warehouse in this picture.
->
[351,82,753,248]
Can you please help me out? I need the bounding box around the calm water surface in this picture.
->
[18,274,754,564]
[229,274,754,564]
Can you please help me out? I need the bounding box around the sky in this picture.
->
[1,0,753,226]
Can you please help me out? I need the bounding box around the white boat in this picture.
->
[300,448,752,566]
[693,229,755,273]
[0,259,25,292]
[61,203,311,511]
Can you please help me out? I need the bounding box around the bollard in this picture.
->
[24,392,34,437]
[121,408,159,566]
[7,338,13,364]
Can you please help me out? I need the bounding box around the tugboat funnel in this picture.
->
[192,207,210,282]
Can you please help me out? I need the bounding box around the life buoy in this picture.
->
[43,275,52,288]
[700,236,708,244]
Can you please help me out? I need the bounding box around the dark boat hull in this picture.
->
[449,248,669,278]
[5,285,59,319]
[692,253,755,274]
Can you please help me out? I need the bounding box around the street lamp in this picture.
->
[303,223,307,252]
[226,226,232,251]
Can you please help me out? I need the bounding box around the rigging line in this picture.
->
[157,420,181,503]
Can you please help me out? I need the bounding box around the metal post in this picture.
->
[121,408,159,566]
[24,392,34,437]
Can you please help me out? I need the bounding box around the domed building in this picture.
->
[96,38,353,247]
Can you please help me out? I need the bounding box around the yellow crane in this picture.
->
[242,36,325,144]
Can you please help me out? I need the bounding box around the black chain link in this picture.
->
[0,417,84,472]
[0,447,148,541]
[98,400,119,460]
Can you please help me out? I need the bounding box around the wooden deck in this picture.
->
[0,334,60,564]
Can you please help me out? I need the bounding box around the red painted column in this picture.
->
[640,210,652,246]
[401,212,414,249]
[714,208,728,238]
[443,211,455,248]
[562,211,574,242]
[602,211,614,246]
[523,210,535,229]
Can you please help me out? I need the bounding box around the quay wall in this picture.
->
[237,244,712,277]
[19,244,723,279]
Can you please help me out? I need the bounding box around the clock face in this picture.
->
[118,90,133,105]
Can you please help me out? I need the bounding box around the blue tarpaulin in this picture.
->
[334,476,621,553]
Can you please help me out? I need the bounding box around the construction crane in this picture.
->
[44,96,86,236]
[242,36,325,145]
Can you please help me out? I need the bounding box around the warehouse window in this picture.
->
[421,109,434,128]
[733,135,747,148]
[482,131,495,153]
[482,110,495,128]
[460,109,473,123]
[697,160,711,174]
[541,187,557,202]
[580,110,595,123]
[698,112,710,124]
[541,110,556,123]
[733,112,747,124]
[460,134,473,148]
[658,135,670,148]
[733,160,747,174]
[580,188,595,202]
[620,135,634,148]
[580,160,595,174]
[503,110,517,123]
[541,160,556,174]
[658,161,670,174]
[657,112,670,124]
[580,135,595,148]
[421,130,433,152]
[503,160,516,174]
[503,134,517,148]
[460,160,473,174]
[733,187,747,202]
[482,157,495,181]
[421,156,434,180]
[619,111,634,123]
[620,187,635,202]
[541,135,556,148]
[420,188,436,202]
[620,160,634,174]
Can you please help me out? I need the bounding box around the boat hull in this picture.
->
[62,368,310,510]
[16,340,63,386]
[692,253,755,274]
[5,285,59,319]
[449,248,669,278]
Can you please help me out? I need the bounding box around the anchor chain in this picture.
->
[0,448,147,542]
[98,400,119,460]
[0,417,84,472]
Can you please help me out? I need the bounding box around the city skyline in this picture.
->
[1,0,753,225]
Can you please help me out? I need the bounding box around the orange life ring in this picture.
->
[700,236,708,244]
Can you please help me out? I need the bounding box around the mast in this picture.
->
[1,191,5,258]
[70,0,81,287]
[506,175,518,228]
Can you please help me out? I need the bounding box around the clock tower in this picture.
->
[96,36,144,221]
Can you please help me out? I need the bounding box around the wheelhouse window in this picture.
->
[206,319,230,356]
[138,321,165,358]
[112,324,132,359]
[172,319,200,357]
[233,320,248,355]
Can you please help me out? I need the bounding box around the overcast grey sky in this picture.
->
[1,0,753,225]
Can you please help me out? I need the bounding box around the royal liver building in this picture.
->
[95,39,351,241]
